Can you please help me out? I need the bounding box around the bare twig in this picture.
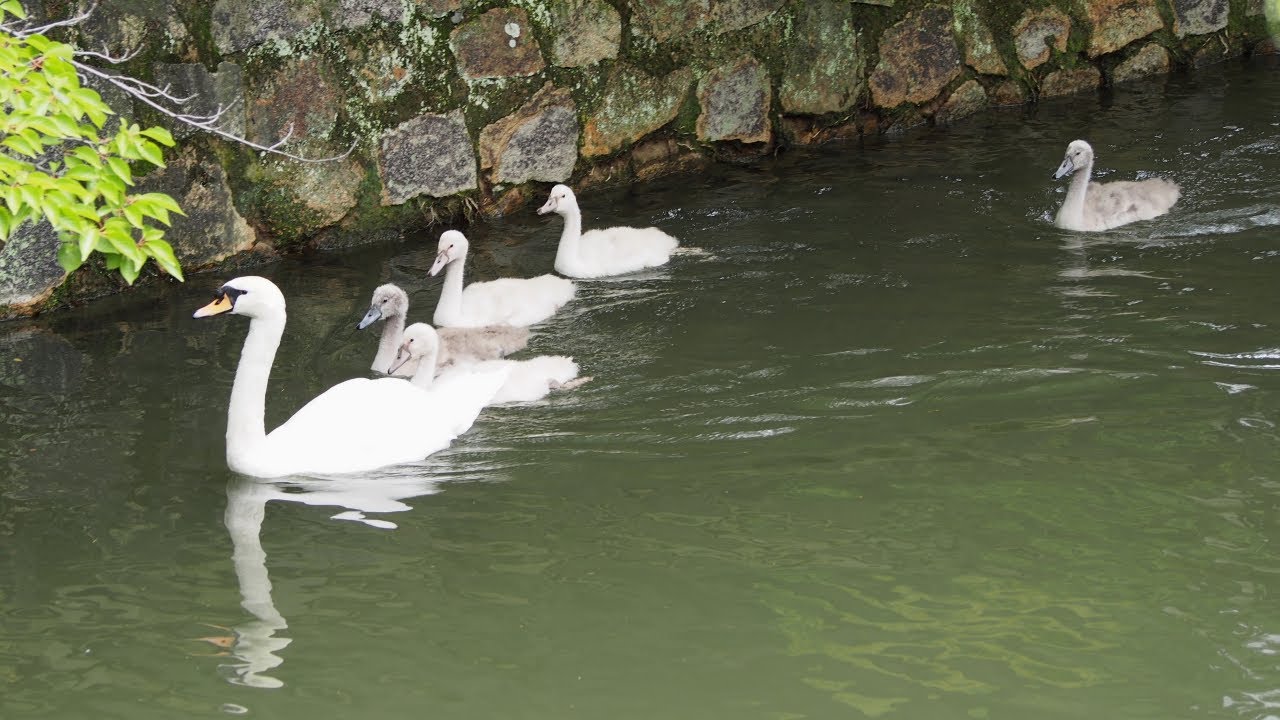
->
[71,58,357,163]
[74,45,142,64]
[5,3,96,38]
[8,3,356,164]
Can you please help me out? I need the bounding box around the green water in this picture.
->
[4,59,1280,719]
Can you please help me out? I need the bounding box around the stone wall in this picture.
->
[1,0,1276,317]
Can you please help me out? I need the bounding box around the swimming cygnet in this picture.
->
[1052,139,1180,231]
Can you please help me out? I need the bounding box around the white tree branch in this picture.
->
[71,60,356,163]
[9,3,355,164]
[6,4,95,38]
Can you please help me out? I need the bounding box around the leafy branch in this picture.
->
[0,1,355,286]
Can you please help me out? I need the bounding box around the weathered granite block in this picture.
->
[1085,0,1164,57]
[936,79,988,123]
[416,0,462,16]
[1014,7,1071,69]
[697,56,771,143]
[781,0,866,114]
[710,0,785,33]
[0,221,64,314]
[211,0,319,55]
[582,66,694,157]
[546,0,621,67]
[629,0,711,42]
[337,0,404,30]
[450,7,546,80]
[1171,0,1230,36]
[379,111,477,203]
[1041,67,1102,98]
[1112,43,1171,83]
[870,5,963,108]
[481,84,580,184]
[152,62,244,140]
[953,0,1008,75]
[139,147,256,268]
[246,57,339,150]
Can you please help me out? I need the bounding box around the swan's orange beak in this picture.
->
[194,294,233,318]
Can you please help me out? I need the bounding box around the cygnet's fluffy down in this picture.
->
[396,322,590,404]
[1052,139,1180,232]
[357,283,528,376]
[429,230,575,328]
[537,184,679,279]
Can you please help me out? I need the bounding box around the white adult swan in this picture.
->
[428,230,575,328]
[1053,139,1180,231]
[357,283,528,376]
[394,322,587,404]
[537,184,679,279]
[194,276,508,478]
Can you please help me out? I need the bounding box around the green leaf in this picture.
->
[142,239,184,281]
[57,240,83,274]
[102,219,144,261]
[44,43,73,63]
[119,256,142,285]
[137,139,165,168]
[71,88,111,128]
[140,127,175,146]
[3,134,39,157]
[96,177,124,207]
[2,1,29,20]
[78,225,99,262]
[17,185,41,213]
[105,157,134,186]
[3,186,20,214]
[123,203,143,229]
[63,165,98,183]
[70,146,103,169]
[137,193,184,215]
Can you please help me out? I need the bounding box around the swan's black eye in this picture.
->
[219,286,248,303]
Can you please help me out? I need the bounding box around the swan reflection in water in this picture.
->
[216,466,460,688]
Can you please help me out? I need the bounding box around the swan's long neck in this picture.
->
[372,311,404,373]
[555,207,582,269]
[409,344,440,389]
[226,311,284,458]
[435,258,466,325]
[1058,159,1093,228]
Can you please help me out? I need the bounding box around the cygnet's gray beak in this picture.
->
[428,250,449,277]
[388,344,412,374]
[357,306,382,330]
[1053,156,1075,180]
[536,197,554,215]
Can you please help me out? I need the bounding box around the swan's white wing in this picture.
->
[454,275,575,327]
[1086,178,1181,230]
[437,325,530,368]
[444,356,579,404]
[574,226,679,277]
[258,370,507,476]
